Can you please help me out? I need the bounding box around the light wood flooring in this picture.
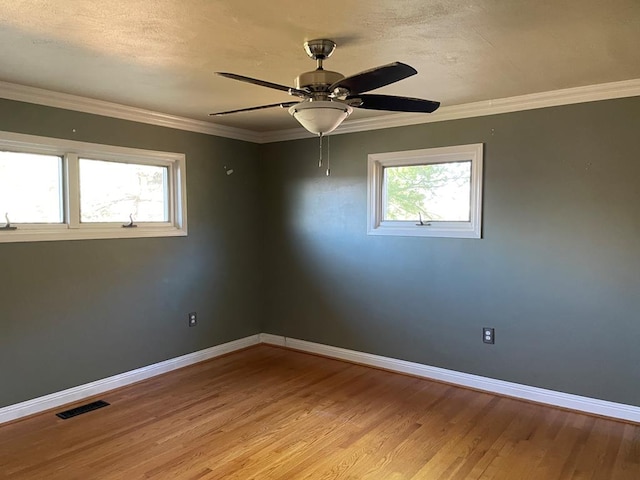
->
[1,345,639,479]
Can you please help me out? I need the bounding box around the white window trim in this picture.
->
[0,131,187,243]
[367,143,483,239]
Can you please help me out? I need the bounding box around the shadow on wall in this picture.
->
[260,99,640,407]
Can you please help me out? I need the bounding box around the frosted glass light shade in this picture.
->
[289,101,353,135]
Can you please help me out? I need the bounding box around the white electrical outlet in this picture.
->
[483,327,495,344]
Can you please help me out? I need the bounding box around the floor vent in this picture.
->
[56,400,110,419]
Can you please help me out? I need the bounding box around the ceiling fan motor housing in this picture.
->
[295,70,344,94]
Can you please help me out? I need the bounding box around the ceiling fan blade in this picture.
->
[216,72,309,97]
[210,101,300,116]
[347,94,440,113]
[330,62,417,94]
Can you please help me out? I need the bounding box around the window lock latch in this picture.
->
[1,213,17,231]
[122,214,138,228]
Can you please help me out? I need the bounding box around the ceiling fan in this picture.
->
[210,39,440,136]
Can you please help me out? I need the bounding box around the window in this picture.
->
[368,144,483,238]
[79,159,169,223]
[0,131,187,243]
[0,151,64,224]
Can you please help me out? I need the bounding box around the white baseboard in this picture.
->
[262,334,640,424]
[0,335,260,425]
[3,333,639,425]
[259,333,287,346]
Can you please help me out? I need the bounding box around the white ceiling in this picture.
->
[0,0,638,133]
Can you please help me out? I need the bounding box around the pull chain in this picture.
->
[317,134,331,176]
[326,134,331,176]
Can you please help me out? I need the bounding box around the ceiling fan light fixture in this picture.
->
[288,101,353,135]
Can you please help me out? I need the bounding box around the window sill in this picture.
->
[0,226,187,243]
[368,221,480,238]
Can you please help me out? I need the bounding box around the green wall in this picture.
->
[2,96,640,410]
[0,99,263,408]
[260,97,640,407]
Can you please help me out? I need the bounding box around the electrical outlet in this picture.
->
[483,327,495,344]
[188,312,197,327]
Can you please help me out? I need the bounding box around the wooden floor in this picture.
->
[1,346,639,479]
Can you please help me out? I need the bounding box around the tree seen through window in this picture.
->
[383,161,471,222]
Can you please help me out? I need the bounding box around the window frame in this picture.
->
[367,143,483,239]
[0,131,187,243]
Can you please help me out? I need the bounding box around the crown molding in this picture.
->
[260,78,640,143]
[1,78,639,145]
[0,81,263,143]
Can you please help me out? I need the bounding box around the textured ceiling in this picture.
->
[0,0,638,132]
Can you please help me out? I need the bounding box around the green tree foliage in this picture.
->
[385,161,471,221]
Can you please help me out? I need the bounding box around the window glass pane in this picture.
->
[79,159,168,223]
[0,151,63,223]
[383,161,471,222]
